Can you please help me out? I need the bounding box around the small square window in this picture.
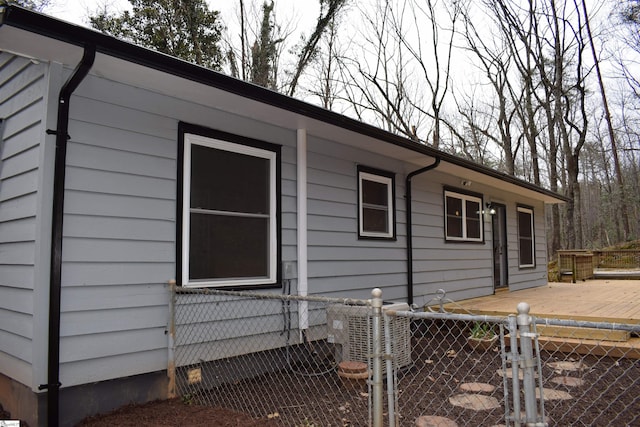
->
[444,190,483,242]
[358,166,396,239]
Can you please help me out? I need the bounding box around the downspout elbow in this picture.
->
[405,157,441,306]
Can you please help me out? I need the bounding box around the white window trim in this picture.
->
[182,133,277,288]
[517,206,535,268]
[444,190,483,242]
[358,171,395,239]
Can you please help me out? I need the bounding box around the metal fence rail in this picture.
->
[169,286,639,426]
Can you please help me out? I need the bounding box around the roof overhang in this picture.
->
[0,5,567,204]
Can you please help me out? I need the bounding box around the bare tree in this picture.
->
[391,0,461,148]
[617,0,640,98]
[581,0,631,241]
[300,7,345,109]
[287,0,348,97]
[333,0,425,139]
[459,2,520,174]
[225,1,294,89]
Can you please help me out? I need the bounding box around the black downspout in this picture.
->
[405,158,440,306]
[40,44,96,427]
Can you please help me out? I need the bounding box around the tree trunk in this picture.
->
[581,0,631,241]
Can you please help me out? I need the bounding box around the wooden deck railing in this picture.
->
[557,249,640,283]
[592,250,640,269]
[557,250,594,283]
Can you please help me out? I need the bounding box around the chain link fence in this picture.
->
[528,317,640,426]
[169,285,639,426]
[169,286,376,426]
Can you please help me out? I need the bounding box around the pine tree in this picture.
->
[89,0,224,70]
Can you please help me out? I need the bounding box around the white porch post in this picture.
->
[297,129,309,332]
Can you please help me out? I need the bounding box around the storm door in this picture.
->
[491,203,508,290]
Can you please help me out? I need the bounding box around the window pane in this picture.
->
[518,210,533,238]
[446,196,463,238]
[189,213,268,280]
[447,216,463,238]
[519,238,533,266]
[446,196,462,218]
[362,179,388,206]
[518,209,534,266]
[363,207,388,233]
[191,144,269,214]
[466,200,481,238]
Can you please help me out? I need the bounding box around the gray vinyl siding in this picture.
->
[58,72,299,386]
[59,78,176,387]
[0,52,48,388]
[306,135,409,301]
[508,200,548,291]
[409,171,494,305]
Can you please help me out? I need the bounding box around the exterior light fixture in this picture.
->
[485,202,496,215]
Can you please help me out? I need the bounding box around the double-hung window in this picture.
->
[444,190,483,242]
[180,126,280,288]
[517,205,535,268]
[358,166,396,239]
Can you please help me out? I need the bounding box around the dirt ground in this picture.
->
[1,400,279,427]
[73,350,637,427]
[75,399,280,427]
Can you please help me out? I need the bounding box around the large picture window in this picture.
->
[179,127,280,288]
[517,205,535,268]
[358,166,396,239]
[444,190,483,242]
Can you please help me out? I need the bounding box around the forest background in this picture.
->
[9,0,640,255]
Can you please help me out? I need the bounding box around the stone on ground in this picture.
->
[551,376,585,387]
[415,415,458,427]
[449,393,501,410]
[459,382,496,393]
[548,360,587,372]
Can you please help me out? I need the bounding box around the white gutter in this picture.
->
[297,129,309,332]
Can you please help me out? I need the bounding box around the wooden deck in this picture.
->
[445,280,640,323]
[442,280,640,358]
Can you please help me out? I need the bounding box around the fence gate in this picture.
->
[387,306,545,427]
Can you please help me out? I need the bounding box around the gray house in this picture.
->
[0,6,566,426]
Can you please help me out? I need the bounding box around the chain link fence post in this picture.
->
[371,288,384,427]
[506,314,520,427]
[384,312,397,427]
[517,302,547,427]
[167,279,176,399]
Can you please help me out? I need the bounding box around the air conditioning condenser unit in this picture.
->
[326,302,412,369]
